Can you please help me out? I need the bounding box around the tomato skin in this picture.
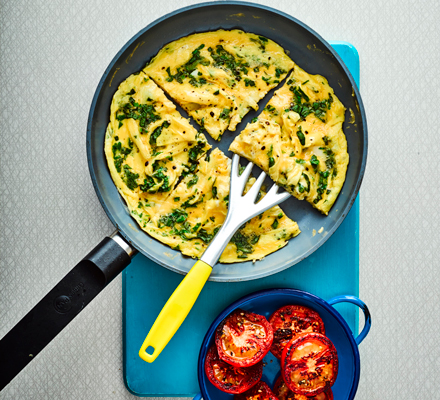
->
[234,380,278,400]
[281,332,338,397]
[204,346,263,394]
[273,376,334,400]
[269,305,325,359]
[215,309,274,367]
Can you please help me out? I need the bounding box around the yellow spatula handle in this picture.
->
[139,260,212,363]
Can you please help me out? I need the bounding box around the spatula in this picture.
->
[139,154,290,362]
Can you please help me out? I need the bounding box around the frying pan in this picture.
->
[0,1,367,391]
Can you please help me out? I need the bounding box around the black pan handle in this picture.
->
[0,232,135,391]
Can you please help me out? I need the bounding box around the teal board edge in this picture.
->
[123,41,360,397]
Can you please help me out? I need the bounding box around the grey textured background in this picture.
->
[1,0,439,398]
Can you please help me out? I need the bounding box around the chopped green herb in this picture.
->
[219,107,232,120]
[288,86,333,122]
[265,104,276,113]
[296,126,306,146]
[319,147,336,170]
[271,219,279,230]
[112,139,134,172]
[209,45,250,81]
[149,120,170,146]
[275,68,286,78]
[314,170,330,204]
[197,227,220,244]
[140,161,171,193]
[212,178,218,199]
[290,85,309,102]
[198,117,207,135]
[310,154,320,171]
[181,194,204,209]
[302,173,310,192]
[165,66,173,82]
[122,164,139,190]
[166,44,210,86]
[192,223,201,232]
[312,93,334,122]
[158,209,188,234]
[249,37,266,51]
[187,174,199,188]
[188,140,207,162]
[267,145,275,168]
[230,227,260,258]
[116,97,161,128]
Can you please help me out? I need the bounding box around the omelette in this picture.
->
[143,29,294,140]
[105,71,300,262]
[229,65,348,215]
[105,29,349,263]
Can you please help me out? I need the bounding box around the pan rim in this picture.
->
[86,1,368,282]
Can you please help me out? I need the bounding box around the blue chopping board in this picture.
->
[123,41,360,397]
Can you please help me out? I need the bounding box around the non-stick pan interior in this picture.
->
[87,1,367,281]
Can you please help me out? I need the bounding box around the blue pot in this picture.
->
[196,288,371,400]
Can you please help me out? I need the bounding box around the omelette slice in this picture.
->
[104,72,210,228]
[229,65,348,215]
[144,148,300,262]
[144,30,294,140]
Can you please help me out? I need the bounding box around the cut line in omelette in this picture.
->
[229,64,349,215]
[144,30,294,140]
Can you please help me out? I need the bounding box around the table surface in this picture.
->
[1,1,439,399]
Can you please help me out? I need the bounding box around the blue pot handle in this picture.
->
[327,295,371,346]
[193,393,202,400]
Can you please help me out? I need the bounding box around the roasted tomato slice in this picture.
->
[215,309,273,367]
[234,380,278,400]
[281,332,338,396]
[205,345,263,394]
[269,305,325,359]
[273,376,333,400]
